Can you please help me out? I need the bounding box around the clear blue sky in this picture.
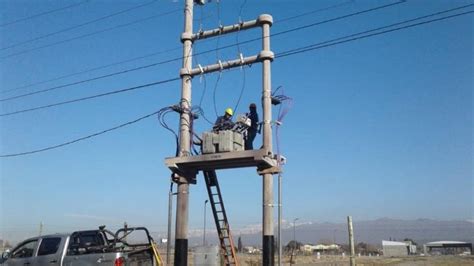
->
[1,0,472,242]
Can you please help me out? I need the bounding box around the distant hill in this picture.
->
[182,218,474,247]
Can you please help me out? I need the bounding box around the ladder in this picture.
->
[203,170,239,266]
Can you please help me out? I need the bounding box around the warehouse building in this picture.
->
[382,240,416,257]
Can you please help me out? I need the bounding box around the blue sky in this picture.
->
[0,0,472,242]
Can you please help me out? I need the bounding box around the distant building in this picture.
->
[382,240,416,257]
[423,241,473,255]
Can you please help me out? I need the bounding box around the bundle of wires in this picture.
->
[157,101,215,157]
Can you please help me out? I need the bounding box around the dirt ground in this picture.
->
[236,254,474,266]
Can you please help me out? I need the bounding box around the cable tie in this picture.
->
[218,60,223,71]
[198,64,204,74]
[239,53,244,65]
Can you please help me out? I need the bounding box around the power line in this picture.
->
[2,1,405,101]
[0,1,89,28]
[275,0,353,23]
[0,110,160,158]
[1,0,353,95]
[0,78,180,117]
[1,0,158,51]
[0,8,181,60]
[277,10,474,58]
[0,53,183,102]
[2,9,472,157]
[0,47,182,95]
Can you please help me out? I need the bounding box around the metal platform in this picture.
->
[165,149,279,174]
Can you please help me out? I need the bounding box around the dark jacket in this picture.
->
[247,110,259,132]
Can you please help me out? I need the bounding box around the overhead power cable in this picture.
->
[0,53,183,102]
[0,1,89,28]
[0,110,160,158]
[0,78,180,117]
[0,47,182,95]
[2,1,353,95]
[277,10,474,58]
[275,0,353,23]
[3,7,470,118]
[2,1,406,101]
[1,0,158,51]
[0,8,181,60]
[2,10,472,157]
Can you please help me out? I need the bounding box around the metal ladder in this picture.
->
[203,170,239,266]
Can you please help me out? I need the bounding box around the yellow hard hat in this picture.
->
[225,108,233,116]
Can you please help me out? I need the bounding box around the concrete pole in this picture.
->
[174,0,194,265]
[277,173,282,266]
[260,14,274,266]
[167,185,174,265]
[347,216,355,266]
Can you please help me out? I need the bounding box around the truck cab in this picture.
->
[2,227,156,266]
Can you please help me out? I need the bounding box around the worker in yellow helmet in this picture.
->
[213,107,234,131]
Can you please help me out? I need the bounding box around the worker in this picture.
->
[213,107,234,131]
[245,103,260,150]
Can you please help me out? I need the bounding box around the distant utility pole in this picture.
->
[347,216,355,266]
[38,221,43,236]
[124,222,128,242]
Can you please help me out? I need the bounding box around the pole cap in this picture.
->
[257,14,273,26]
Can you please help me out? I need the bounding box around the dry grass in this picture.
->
[235,254,474,266]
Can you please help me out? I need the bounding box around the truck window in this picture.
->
[11,240,38,258]
[38,237,61,256]
[67,231,106,255]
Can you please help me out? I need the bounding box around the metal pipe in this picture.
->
[167,185,174,265]
[203,200,208,245]
[277,173,282,266]
[348,216,355,266]
[174,0,194,265]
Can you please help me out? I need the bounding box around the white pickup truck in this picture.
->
[1,227,159,266]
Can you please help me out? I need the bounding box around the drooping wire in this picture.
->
[212,74,222,118]
[1,0,158,51]
[0,109,161,158]
[0,0,89,28]
[233,67,246,115]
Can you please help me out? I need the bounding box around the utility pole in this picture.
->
[347,216,355,266]
[261,15,275,266]
[38,221,43,236]
[168,1,276,264]
[174,0,194,265]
